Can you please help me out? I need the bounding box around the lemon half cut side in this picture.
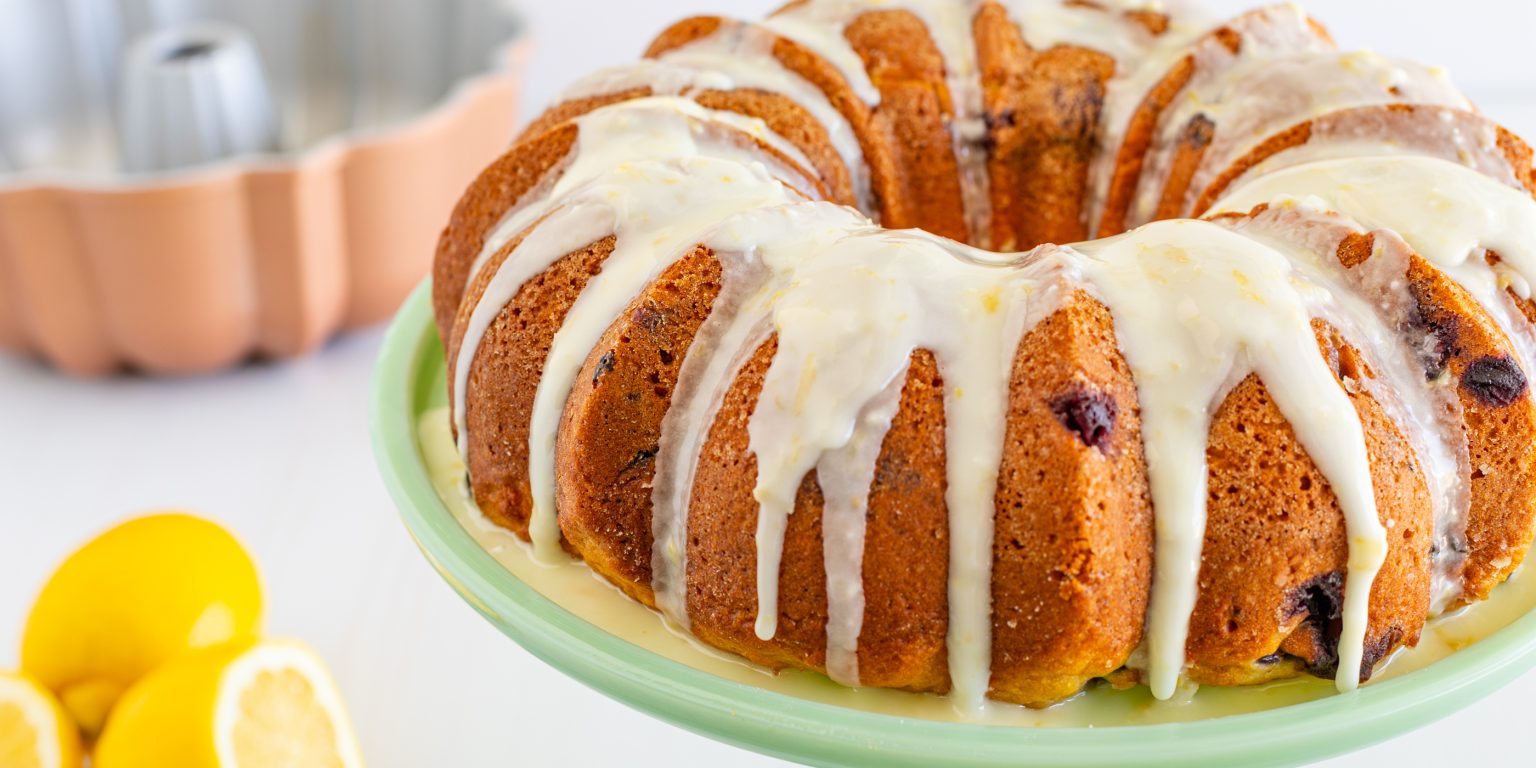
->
[96,640,363,768]
[0,670,83,768]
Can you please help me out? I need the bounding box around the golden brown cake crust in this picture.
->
[522,87,858,207]
[854,349,952,691]
[685,337,833,673]
[451,235,615,536]
[990,290,1152,706]
[842,9,969,241]
[1188,328,1432,686]
[1214,205,1536,607]
[1409,254,1536,603]
[1191,105,1536,218]
[975,2,1115,249]
[433,125,578,339]
[647,17,893,218]
[555,248,725,607]
[685,340,956,690]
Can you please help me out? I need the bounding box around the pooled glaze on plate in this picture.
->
[419,404,1536,726]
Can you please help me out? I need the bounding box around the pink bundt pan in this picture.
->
[0,42,529,376]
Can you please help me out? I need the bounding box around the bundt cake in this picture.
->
[430,0,1536,712]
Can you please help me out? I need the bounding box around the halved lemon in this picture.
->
[0,670,83,768]
[21,512,263,736]
[95,639,363,768]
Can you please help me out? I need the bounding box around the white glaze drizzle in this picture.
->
[759,2,882,105]
[1214,156,1536,379]
[818,370,907,686]
[650,247,779,630]
[1071,219,1387,697]
[735,218,1046,714]
[461,98,822,292]
[1212,202,1471,610]
[559,60,733,105]
[661,23,873,212]
[453,99,815,561]
[560,22,874,211]
[651,204,893,630]
[1000,0,1164,61]
[746,236,933,644]
[1086,3,1329,234]
[1201,106,1521,214]
[1129,50,1469,226]
[764,0,995,246]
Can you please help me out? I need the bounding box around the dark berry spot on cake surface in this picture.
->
[1405,297,1461,380]
[1184,113,1216,150]
[1284,571,1343,623]
[983,108,1017,131]
[1050,387,1117,451]
[1282,571,1344,677]
[631,305,665,333]
[622,448,657,474]
[1461,355,1527,407]
[1358,627,1405,683]
[592,350,616,385]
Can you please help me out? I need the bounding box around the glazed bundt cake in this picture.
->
[431,0,1536,711]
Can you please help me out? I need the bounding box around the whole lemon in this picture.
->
[21,513,263,737]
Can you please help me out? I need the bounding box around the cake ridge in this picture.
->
[564,21,874,210]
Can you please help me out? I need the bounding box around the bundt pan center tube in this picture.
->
[431,0,1536,714]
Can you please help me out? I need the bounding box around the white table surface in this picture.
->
[4,1,1535,765]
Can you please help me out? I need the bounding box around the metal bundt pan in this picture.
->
[0,0,529,375]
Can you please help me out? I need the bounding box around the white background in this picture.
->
[4,1,1535,766]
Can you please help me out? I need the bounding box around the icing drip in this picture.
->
[647,199,1058,710]
[1000,0,1164,62]
[462,97,822,291]
[759,2,882,105]
[662,23,873,212]
[746,235,931,644]
[927,247,1044,714]
[454,98,813,561]
[1086,3,1327,234]
[1130,50,1469,225]
[1212,204,1471,610]
[1213,156,1536,379]
[561,23,874,211]
[559,60,733,104]
[820,367,906,686]
[1201,107,1520,214]
[732,217,1044,713]
[764,0,995,246]
[652,204,881,629]
[1071,219,1388,698]
[650,262,776,630]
